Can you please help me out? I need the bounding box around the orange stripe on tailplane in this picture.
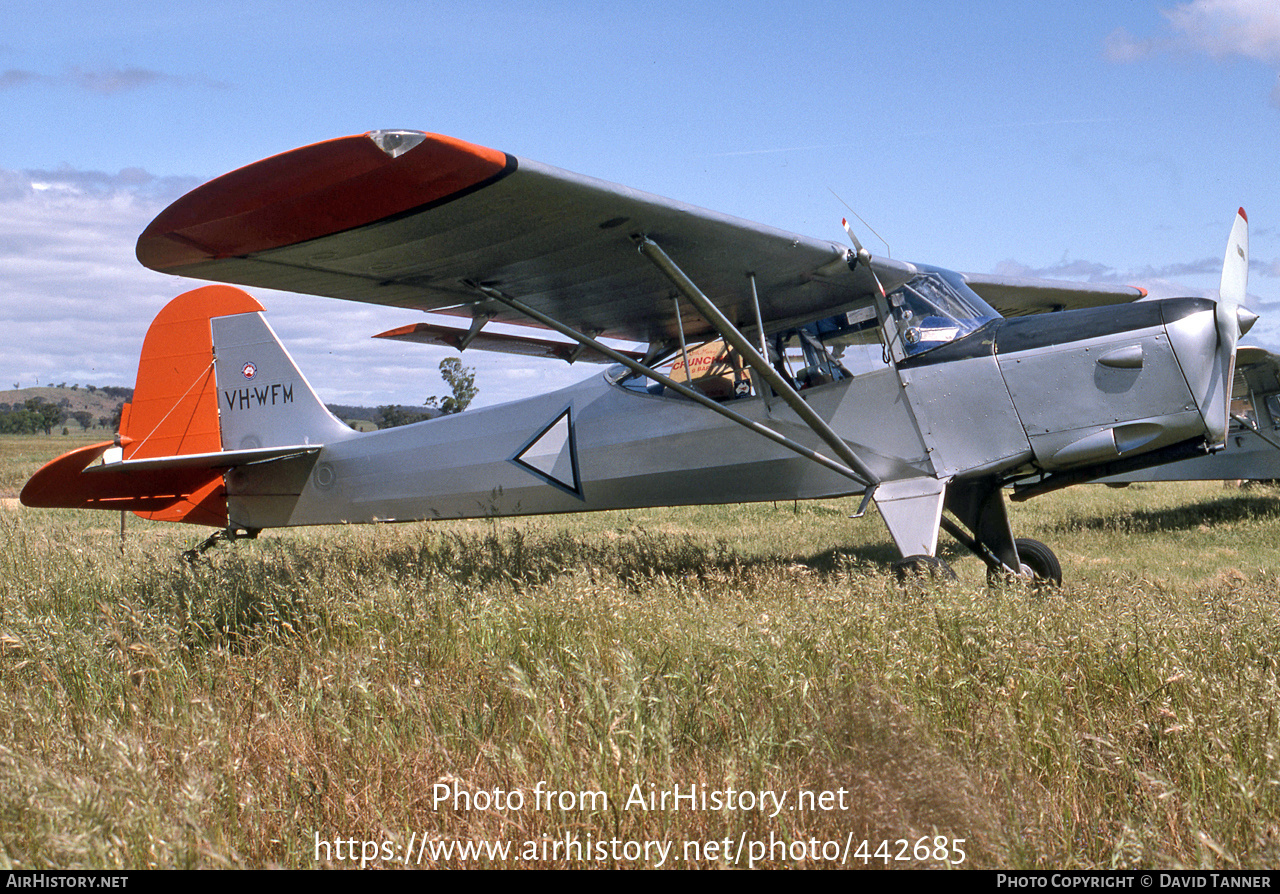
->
[19,438,231,527]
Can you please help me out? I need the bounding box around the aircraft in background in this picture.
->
[21,130,1256,584]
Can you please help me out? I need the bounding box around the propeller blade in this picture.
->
[1216,207,1249,354]
[841,217,867,256]
[842,218,885,297]
[1205,208,1251,445]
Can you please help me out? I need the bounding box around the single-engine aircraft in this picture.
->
[21,130,1257,584]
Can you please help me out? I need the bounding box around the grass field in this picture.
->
[2,434,1280,868]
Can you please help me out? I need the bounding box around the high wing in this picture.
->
[961,273,1148,317]
[138,130,1159,342]
[138,130,916,347]
[1237,346,1280,386]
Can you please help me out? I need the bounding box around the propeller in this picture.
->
[842,217,885,297]
[1216,208,1253,356]
[839,216,880,289]
[1205,208,1256,445]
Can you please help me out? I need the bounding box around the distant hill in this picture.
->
[0,385,133,434]
[0,385,434,435]
[1,385,131,416]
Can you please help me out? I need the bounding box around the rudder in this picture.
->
[123,285,266,524]
[22,285,351,528]
[123,284,264,460]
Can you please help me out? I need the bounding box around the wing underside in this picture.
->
[374,320,646,364]
[962,272,1147,316]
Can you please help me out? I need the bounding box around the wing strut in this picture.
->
[747,273,773,412]
[465,283,877,492]
[635,237,882,489]
[459,314,493,351]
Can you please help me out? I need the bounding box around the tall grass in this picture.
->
[1,465,1280,867]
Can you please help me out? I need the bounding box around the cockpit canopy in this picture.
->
[813,265,1002,359]
[886,266,1002,356]
[608,265,1004,399]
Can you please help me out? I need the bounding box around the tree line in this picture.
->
[0,397,126,435]
[2,360,476,435]
[376,358,478,429]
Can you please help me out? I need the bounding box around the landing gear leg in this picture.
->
[182,526,260,564]
[943,478,1061,587]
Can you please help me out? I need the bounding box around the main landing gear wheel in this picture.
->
[892,555,958,583]
[987,538,1062,588]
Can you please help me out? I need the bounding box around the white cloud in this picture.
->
[0,167,590,408]
[1164,0,1280,63]
[1106,0,1280,64]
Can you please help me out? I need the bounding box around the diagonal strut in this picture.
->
[635,236,881,488]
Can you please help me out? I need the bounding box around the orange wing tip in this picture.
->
[137,131,515,272]
[374,323,422,340]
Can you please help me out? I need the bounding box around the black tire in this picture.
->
[988,538,1062,588]
[892,554,958,583]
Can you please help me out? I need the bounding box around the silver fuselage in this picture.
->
[223,296,1222,532]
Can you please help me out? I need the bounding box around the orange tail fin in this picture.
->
[21,286,264,527]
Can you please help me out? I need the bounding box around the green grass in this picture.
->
[3,436,1280,868]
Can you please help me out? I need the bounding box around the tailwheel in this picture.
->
[987,537,1061,588]
[182,526,260,564]
[892,554,958,583]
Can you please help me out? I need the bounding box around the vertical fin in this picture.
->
[123,285,264,460]
[122,285,264,525]
[211,310,355,451]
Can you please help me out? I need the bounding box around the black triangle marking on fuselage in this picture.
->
[510,405,582,499]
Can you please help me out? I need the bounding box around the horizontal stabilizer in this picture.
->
[20,440,321,526]
[88,444,321,474]
[375,320,645,364]
[22,440,223,523]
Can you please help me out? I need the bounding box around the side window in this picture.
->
[609,341,752,401]
[668,340,750,400]
[772,329,851,390]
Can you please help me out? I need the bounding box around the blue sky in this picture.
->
[3,0,1278,407]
